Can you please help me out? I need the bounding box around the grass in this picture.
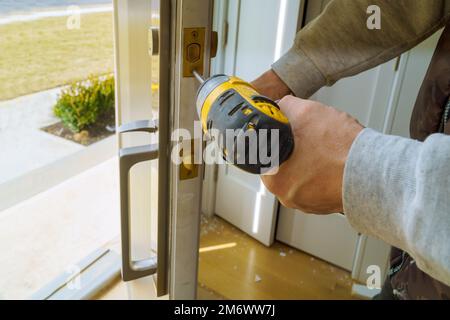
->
[0,12,114,101]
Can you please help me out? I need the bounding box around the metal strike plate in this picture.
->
[211,31,218,58]
[183,27,205,77]
[180,154,199,180]
[148,27,159,56]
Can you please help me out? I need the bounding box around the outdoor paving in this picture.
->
[0,88,84,184]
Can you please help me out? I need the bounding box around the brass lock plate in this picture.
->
[179,140,199,180]
[180,155,199,180]
[183,28,205,77]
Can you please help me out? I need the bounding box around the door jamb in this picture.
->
[169,0,214,299]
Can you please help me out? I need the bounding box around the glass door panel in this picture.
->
[0,0,119,299]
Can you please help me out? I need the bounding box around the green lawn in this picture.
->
[0,12,114,101]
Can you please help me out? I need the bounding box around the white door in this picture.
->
[213,0,303,246]
[114,0,213,299]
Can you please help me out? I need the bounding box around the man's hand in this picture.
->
[251,69,292,100]
[262,96,364,214]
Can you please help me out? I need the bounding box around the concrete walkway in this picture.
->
[0,88,84,184]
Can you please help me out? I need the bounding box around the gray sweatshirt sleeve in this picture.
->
[344,128,450,286]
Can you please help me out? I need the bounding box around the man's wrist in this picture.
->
[251,69,292,101]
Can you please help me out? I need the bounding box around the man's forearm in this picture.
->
[273,0,450,98]
[344,129,450,286]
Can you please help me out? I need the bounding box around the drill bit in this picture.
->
[192,70,205,84]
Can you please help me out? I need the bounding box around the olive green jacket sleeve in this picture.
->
[272,0,450,98]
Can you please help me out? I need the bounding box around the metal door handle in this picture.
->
[118,121,160,282]
[118,119,158,134]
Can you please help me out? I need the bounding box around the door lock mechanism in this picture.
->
[183,28,205,77]
[179,139,199,180]
[183,28,218,77]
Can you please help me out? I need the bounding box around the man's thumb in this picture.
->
[277,95,307,120]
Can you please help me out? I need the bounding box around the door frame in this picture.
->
[168,0,214,299]
[114,0,214,300]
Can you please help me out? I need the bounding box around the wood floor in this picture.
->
[96,215,356,300]
[198,215,355,300]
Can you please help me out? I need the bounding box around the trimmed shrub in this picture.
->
[54,75,115,133]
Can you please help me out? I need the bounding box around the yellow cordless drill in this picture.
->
[193,70,294,174]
